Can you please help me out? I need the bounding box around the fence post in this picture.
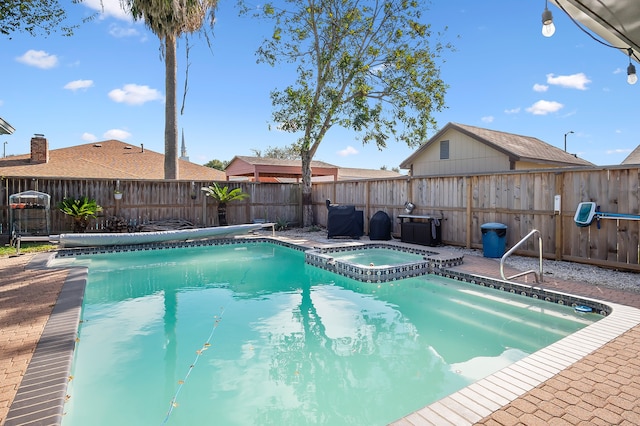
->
[466,176,472,248]
[555,172,564,261]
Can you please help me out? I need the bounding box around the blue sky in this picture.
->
[1,0,638,170]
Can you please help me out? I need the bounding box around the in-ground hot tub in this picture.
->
[305,243,463,283]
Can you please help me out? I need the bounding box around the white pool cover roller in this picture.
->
[56,223,264,248]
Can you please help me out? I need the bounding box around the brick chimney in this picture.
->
[30,134,49,164]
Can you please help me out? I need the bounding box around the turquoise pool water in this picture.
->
[329,247,424,266]
[60,243,598,426]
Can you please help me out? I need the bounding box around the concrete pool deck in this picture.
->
[1,236,639,425]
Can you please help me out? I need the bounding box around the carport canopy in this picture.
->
[225,156,339,182]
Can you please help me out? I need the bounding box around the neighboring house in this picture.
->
[318,167,403,181]
[338,167,402,180]
[400,122,594,176]
[225,156,402,182]
[0,135,225,181]
[621,145,640,165]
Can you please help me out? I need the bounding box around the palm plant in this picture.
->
[120,0,219,179]
[57,196,103,233]
[201,183,249,226]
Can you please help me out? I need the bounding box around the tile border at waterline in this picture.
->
[5,238,637,426]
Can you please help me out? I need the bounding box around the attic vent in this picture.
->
[93,144,102,147]
[124,146,132,150]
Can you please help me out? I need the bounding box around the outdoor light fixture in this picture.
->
[627,49,638,85]
[542,1,555,37]
[564,130,574,152]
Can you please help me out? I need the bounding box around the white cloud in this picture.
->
[337,146,358,156]
[64,80,94,91]
[526,100,564,115]
[546,73,591,90]
[481,116,494,123]
[108,84,163,105]
[83,0,132,21]
[82,133,97,142]
[16,50,58,69]
[504,107,520,114]
[533,84,548,92]
[613,67,623,75]
[606,148,631,154]
[103,129,132,140]
[109,24,141,38]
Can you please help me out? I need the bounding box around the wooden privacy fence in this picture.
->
[0,178,302,234]
[1,166,639,271]
[312,165,640,272]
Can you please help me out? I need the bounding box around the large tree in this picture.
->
[247,0,451,226]
[1,0,80,38]
[120,0,218,179]
[251,143,301,160]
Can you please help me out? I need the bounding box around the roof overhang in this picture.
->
[0,117,15,135]
[551,0,640,63]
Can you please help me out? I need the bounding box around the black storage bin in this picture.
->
[369,211,391,240]
[400,218,442,246]
[326,200,364,238]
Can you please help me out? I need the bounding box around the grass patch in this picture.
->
[0,242,58,257]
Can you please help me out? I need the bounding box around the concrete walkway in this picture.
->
[1,244,639,425]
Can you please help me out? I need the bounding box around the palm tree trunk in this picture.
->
[164,33,179,179]
[217,203,228,226]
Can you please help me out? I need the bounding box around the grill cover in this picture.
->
[369,211,391,240]
[326,202,364,238]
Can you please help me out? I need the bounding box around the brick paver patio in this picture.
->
[1,242,639,425]
[0,255,68,425]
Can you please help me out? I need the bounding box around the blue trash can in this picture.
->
[480,223,508,258]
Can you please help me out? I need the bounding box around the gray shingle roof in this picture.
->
[622,145,640,165]
[400,122,594,168]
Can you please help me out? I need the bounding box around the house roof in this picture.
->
[622,145,640,165]
[224,156,402,182]
[336,167,403,180]
[225,156,340,181]
[0,139,226,181]
[399,122,594,169]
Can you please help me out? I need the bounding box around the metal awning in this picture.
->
[0,117,15,135]
[551,0,640,63]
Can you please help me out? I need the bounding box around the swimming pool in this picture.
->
[57,242,599,426]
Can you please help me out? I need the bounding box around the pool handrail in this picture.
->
[500,229,543,283]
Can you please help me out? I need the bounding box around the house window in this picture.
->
[440,140,450,159]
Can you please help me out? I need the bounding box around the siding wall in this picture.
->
[411,129,510,175]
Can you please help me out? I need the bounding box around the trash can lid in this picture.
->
[481,222,508,230]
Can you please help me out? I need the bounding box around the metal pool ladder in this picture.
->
[500,229,543,283]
